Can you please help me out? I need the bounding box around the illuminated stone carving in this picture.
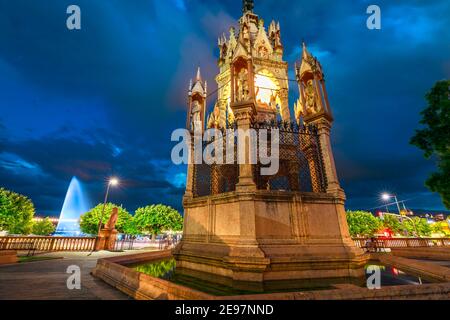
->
[190,100,201,131]
[237,68,249,101]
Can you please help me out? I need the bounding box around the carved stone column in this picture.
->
[287,160,300,191]
[184,138,194,198]
[299,133,322,193]
[314,117,343,195]
[304,148,322,193]
[211,165,220,195]
[278,88,290,121]
[232,102,257,191]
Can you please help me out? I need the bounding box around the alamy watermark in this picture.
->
[66,5,81,30]
[66,265,81,290]
[366,265,381,290]
[366,5,381,30]
[65,5,380,31]
[171,122,280,176]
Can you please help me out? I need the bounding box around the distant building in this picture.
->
[374,210,449,224]
[409,210,449,222]
[32,217,59,225]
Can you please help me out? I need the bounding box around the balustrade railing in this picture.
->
[353,238,450,249]
[3,236,447,252]
[0,236,97,252]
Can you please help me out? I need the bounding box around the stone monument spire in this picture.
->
[176,1,368,290]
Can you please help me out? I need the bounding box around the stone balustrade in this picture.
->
[0,236,97,252]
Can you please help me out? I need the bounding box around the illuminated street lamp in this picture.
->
[381,193,402,215]
[97,177,119,235]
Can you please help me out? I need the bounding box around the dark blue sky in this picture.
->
[0,0,449,216]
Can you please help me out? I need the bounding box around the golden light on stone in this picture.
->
[254,72,280,106]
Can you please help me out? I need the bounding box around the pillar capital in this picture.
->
[304,112,333,128]
[230,100,257,122]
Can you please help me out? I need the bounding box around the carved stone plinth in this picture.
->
[174,190,368,287]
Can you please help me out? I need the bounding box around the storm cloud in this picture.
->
[0,0,449,215]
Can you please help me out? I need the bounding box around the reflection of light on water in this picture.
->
[391,267,399,276]
[54,177,90,237]
[365,264,429,287]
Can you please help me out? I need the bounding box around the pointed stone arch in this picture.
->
[254,68,290,121]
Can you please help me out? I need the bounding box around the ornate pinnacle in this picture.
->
[242,0,254,14]
[196,67,202,82]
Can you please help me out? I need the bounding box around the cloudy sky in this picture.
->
[0,0,449,216]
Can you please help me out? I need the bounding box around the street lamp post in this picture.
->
[97,178,119,235]
[381,212,419,237]
[381,193,419,237]
[382,193,402,215]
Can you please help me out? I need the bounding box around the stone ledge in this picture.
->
[391,247,450,261]
[223,282,450,300]
[0,250,18,265]
[377,254,450,282]
[184,190,342,207]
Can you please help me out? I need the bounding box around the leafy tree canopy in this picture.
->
[0,188,35,235]
[80,203,133,235]
[32,217,56,236]
[134,204,183,236]
[346,210,382,237]
[431,221,450,236]
[382,215,405,235]
[411,80,450,209]
[403,217,432,237]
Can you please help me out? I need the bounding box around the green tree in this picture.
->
[382,215,405,235]
[0,188,35,235]
[122,218,139,236]
[134,204,183,238]
[346,210,382,237]
[411,80,450,209]
[431,222,444,235]
[80,203,133,235]
[403,217,432,237]
[32,218,56,236]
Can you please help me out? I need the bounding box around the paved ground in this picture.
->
[0,250,156,300]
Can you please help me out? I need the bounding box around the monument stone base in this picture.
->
[174,190,369,286]
[95,229,118,251]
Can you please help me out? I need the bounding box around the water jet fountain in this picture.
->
[54,176,90,237]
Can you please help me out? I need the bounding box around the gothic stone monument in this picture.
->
[174,0,368,289]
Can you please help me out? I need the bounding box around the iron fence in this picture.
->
[192,121,327,197]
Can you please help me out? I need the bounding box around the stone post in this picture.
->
[184,138,195,198]
[279,88,290,121]
[211,165,220,195]
[314,117,343,195]
[95,207,119,251]
[232,102,257,192]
